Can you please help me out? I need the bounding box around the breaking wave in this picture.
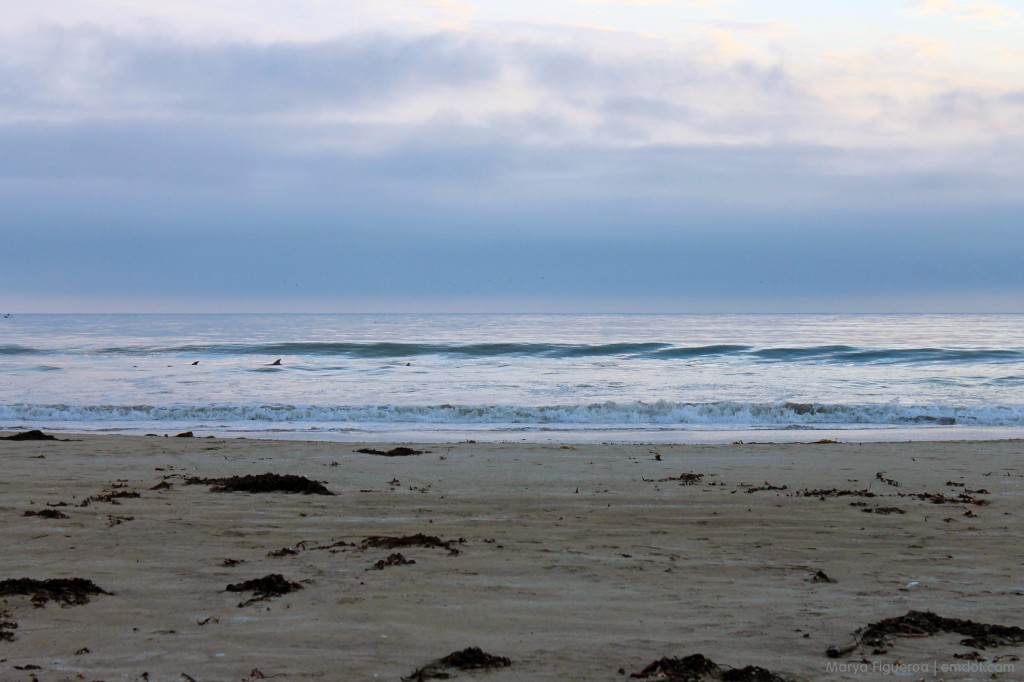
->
[3,342,1019,365]
[3,401,1023,427]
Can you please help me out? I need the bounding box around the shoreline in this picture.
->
[5,424,1024,445]
[1,434,1022,680]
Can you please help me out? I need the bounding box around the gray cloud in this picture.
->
[1,28,500,115]
[1,26,1022,311]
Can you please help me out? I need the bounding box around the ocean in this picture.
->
[1,313,1022,442]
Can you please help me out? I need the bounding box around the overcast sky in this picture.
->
[2,0,1022,312]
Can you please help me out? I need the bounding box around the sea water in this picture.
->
[1,314,1022,442]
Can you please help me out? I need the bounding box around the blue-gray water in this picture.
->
[1,314,1022,442]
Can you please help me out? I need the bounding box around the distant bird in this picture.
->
[191,360,199,365]
[269,359,282,366]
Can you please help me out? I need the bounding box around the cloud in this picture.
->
[907,0,1018,23]
[1,26,1023,207]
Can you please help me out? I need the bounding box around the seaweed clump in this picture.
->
[369,553,416,571]
[23,509,69,519]
[190,473,334,495]
[0,430,58,441]
[827,610,1024,658]
[404,646,511,680]
[226,574,302,607]
[629,654,794,681]
[0,578,112,607]
[0,610,16,642]
[355,447,424,457]
[361,534,465,556]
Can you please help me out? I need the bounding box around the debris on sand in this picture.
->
[188,473,335,495]
[268,547,299,558]
[226,574,302,607]
[404,646,511,680]
[906,491,991,506]
[266,539,354,558]
[629,654,795,681]
[0,430,59,441]
[811,570,837,583]
[361,534,465,556]
[0,610,16,642]
[742,482,788,494]
[369,553,416,570]
[175,431,194,438]
[826,610,1024,658]
[79,490,141,507]
[798,488,876,499]
[875,471,901,488]
[355,447,424,457]
[861,506,905,515]
[655,472,704,485]
[0,578,111,608]
[23,509,69,519]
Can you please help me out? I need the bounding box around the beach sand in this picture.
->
[1,434,1022,681]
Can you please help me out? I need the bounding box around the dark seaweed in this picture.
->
[0,578,111,607]
[0,430,58,441]
[629,654,794,682]
[189,473,334,495]
[827,610,1024,657]
[226,574,302,606]
[355,447,424,457]
[361,534,464,556]
[23,509,69,519]
[404,647,511,680]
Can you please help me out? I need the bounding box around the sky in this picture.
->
[2,0,1022,312]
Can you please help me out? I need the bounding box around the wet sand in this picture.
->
[1,434,1022,681]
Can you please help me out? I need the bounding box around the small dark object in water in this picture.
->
[1,430,57,441]
[222,558,244,567]
[175,431,194,438]
[361,534,464,556]
[369,553,416,570]
[226,574,302,606]
[827,610,1024,658]
[629,654,794,681]
[811,570,837,583]
[191,360,199,365]
[0,578,111,607]
[23,509,69,519]
[404,646,511,681]
[355,447,424,457]
[269,359,282,366]
[190,473,335,495]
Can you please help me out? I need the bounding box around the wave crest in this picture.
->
[3,401,1023,427]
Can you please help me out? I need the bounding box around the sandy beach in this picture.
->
[1,434,1022,681]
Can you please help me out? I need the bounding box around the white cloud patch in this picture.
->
[907,0,1018,23]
